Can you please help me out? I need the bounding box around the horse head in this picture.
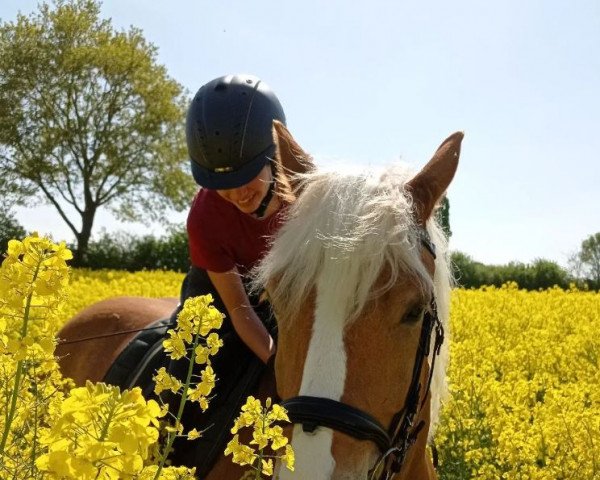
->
[255,125,462,479]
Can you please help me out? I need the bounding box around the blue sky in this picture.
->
[2,0,599,266]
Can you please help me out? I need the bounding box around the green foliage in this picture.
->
[567,232,600,290]
[579,232,600,287]
[0,0,195,265]
[0,208,26,254]
[450,251,486,288]
[81,227,189,272]
[436,196,452,239]
[451,251,571,290]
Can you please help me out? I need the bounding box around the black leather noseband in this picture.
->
[282,396,392,452]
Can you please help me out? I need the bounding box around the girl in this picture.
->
[167,73,310,474]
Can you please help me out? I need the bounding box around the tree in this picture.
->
[579,232,600,287]
[528,258,569,290]
[450,252,570,290]
[0,0,196,265]
[0,207,26,254]
[450,250,476,287]
[436,196,451,239]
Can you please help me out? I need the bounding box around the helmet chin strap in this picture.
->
[251,178,276,218]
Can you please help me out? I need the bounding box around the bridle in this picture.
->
[280,229,445,479]
[56,324,170,346]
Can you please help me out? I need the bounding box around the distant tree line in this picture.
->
[451,252,574,290]
[2,209,599,290]
[451,232,600,291]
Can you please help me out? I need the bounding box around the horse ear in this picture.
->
[272,120,313,198]
[407,131,463,225]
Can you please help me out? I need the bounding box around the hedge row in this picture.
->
[2,206,595,289]
[77,228,190,272]
[450,251,597,290]
[80,233,589,290]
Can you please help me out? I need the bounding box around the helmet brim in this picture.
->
[190,144,275,189]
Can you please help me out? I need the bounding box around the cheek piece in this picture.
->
[251,165,276,218]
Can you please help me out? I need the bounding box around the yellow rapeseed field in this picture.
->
[437,283,600,480]
[58,272,600,479]
[62,270,184,320]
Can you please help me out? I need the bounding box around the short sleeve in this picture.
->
[186,192,236,273]
[187,224,235,273]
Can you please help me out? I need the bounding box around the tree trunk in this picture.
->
[73,208,96,267]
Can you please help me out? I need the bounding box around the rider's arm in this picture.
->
[207,268,275,364]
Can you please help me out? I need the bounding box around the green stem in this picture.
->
[256,448,264,479]
[98,398,118,442]
[0,260,41,455]
[92,399,118,480]
[0,361,24,455]
[152,326,203,480]
[30,368,39,478]
[252,404,268,480]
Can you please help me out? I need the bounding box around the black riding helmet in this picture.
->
[186,74,286,189]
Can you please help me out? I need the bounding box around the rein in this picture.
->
[56,324,171,346]
[280,231,444,479]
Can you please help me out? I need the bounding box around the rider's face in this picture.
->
[216,165,272,214]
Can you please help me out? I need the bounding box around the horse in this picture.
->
[56,124,462,480]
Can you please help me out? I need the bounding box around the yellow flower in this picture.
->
[206,332,223,354]
[268,425,289,450]
[137,465,196,479]
[267,403,291,423]
[165,421,184,436]
[194,344,210,364]
[187,428,202,440]
[36,382,164,478]
[6,239,25,257]
[163,330,187,359]
[187,365,216,408]
[224,434,257,466]
[226,396,295,477]
[198,365,216,395]
[154,366,183,395]
[232,395,263,433]
[281,444,295,471]
[261,458,274,476]
[198,396,210,412]
[252,424,269,450]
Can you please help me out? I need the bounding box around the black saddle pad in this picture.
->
[102,318,172,398]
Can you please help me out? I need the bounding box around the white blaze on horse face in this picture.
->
[278,269,350,479]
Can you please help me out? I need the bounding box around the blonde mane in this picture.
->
[253,165,452,432]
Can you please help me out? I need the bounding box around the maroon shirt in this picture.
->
[187,189,286,275]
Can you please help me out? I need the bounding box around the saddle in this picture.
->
[102,318,272,477]
[103,317,172,397]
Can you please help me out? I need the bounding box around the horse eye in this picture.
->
[402,306,425,325]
